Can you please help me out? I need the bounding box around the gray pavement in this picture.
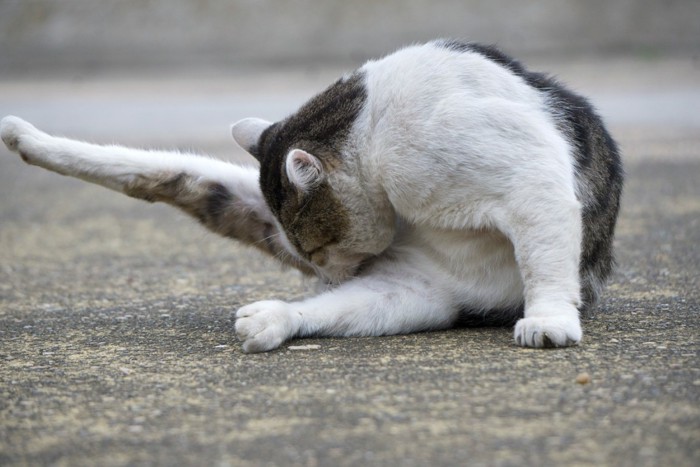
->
[1,57,699,466]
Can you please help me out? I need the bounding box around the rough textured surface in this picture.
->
[1,58,699,466]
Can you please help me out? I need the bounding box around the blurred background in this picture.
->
[0,0,697,162]
[1,0,699,73]
[0,0,699,155]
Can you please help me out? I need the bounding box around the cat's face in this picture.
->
[232,118,396,283]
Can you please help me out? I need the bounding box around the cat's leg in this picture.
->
[500,187,584,348]
[0,115,306,270]
[235,256,458,352]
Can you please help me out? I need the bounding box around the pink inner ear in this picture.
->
[286,149,323,191]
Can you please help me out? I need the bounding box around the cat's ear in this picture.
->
[286,149,323,192]
[231,118,271,157]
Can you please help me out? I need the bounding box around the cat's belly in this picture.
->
[409,225,525,309]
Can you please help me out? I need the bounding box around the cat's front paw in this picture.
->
[1,116,44,161]
[514,315,582,348]
[235,300,301,353]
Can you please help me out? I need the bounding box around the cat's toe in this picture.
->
[1,116,24,151]
[234,300,301,353]
[1,116,44,162]
[514,316,582,348]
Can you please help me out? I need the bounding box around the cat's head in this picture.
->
[231,76,396,283]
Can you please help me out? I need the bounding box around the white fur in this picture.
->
[231,117,271,153]
[238,43,583,351]
[285,149,323,192]
[2,42,584,353]
[0,115,276,234]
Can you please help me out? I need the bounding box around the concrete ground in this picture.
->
[0,57,699,466]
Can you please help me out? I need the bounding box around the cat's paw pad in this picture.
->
[514,315,582,348]
[235,300,301,353]
[1,116,42,161]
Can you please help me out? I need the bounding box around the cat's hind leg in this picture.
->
[1,115,305,270]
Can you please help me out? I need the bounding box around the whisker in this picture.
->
[252,230,282,248]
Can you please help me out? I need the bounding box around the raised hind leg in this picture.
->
[0,115,309,272]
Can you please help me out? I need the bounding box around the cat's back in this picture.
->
[359,40,545,124]
[356,41,572,227]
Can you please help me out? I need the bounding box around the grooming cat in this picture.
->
[1,40,623,353]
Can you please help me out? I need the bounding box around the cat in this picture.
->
[1,40,623,353]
